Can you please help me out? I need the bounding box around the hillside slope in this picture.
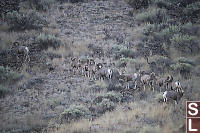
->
[0,0,199,133]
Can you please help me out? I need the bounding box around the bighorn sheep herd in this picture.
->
[68,56,185,104]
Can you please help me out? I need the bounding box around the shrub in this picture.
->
[154,0,172,10]
[111,45,134,59]
[149,55,172,73]
[119,47,135,58]
[116,57,131,67]
[181,22,200,36]
[155,93,164,102]
[0,0,20,17]
[20,0,55,11]
[110,45,125,59]
[36,33,61,50]
[183,2,200,22]
[170,34,200,54]
[60,105,90,123]
[135,8,168,24]
[127,0,152,9]
[96,98,116,114]
[0,66,21,85]
[0,85,11,98]
[156,25,180,40]
[143,23,158,35]
[6,11,47,30]
[144,23,180,44]
[177,57,195,65]
[107,82,124,91]
[91,81,107,92]
[93,91,122,103]
[194,65,200,77]
[104,91,122,103]
[170,63,192,73]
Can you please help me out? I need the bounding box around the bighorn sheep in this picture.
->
[96,63,103,70]
[154,76,166,92]
[163,88,184,104]
[14,42,30,62]
[83,64,90,77]
[119,74,133,89]
[173,81,183,92]
[165,75,173,90]
[97,68,112,80]
[70,57,78,75]
[141,72,156,91]
[77,59,85,75]
[107,68,112,79]
[132,72,141,90]
[88,59,96,79]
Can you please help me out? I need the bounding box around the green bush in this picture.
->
[135,8,168,24]
[0,85,11,98]
[194,65,200,77]
[170,34,200,54]
[155,93,164,102]
[111,45,125,54]
[184,2,200,22]
[181,22,200,36]
[154,0,172,9]
[93,91,122,103]
[0,66,21,85]
[107,82,124,91]
[116,57,130,67]
[143,23,180,44]
[96,98,116,114]
[111,45,134,59]
[60,105,90,123]
[154,25,179,42]
[170,62,192,72]
[143,23,158,35]
[149,55,171,73]
[119,47,135,58]
[20,0,55,11]
[36,33,62,50]
[177,57,195,65]
[127,0,152,9]
[104,91,122,103]
[6,11,47,30]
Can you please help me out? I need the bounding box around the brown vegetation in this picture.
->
[0,0,199,133]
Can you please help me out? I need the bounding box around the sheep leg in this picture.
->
[163,97,167,102]
[134,81,137,90]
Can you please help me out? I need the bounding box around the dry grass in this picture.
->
[52,100,185,133]
[0,111,47,132]
[42,27,61,36]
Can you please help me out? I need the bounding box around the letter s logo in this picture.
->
[188,103,198,116]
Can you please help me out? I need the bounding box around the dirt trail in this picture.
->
[0,0,135,132]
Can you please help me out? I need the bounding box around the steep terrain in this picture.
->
[1,0,200,132]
